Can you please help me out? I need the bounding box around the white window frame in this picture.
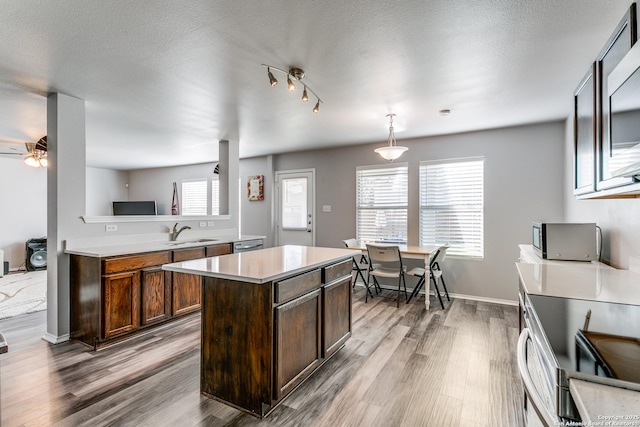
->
[181,176,220,216]
[181,178,208,216]
[419,157,484,258]
[356,163,408,243]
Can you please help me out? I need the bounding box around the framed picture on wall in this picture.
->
[248,175,264,201]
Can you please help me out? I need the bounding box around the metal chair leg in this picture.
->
[354,266,367,288]
[406,275,425,303]
[440,275,450,301]
[431,274,445,309]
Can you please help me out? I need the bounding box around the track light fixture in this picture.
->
[267,67,278,86]
[375,114,408,162]
[262,64,323,113]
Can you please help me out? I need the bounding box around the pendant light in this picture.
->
[375,114,408,161]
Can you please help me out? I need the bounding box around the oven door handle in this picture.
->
[517,328,558,427]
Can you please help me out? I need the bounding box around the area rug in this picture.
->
[0,270,47,319]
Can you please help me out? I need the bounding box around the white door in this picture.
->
[276,169,315,246]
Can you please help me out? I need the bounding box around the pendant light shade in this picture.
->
[375,114,408,161]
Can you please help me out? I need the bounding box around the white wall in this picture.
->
[85,167,129,215]
[564,118,640,268]
[269,121,566,302]
[0,157,47,269]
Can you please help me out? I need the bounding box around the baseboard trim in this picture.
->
[42,332,70,344]
[352,282,518,307]
[448,292,518,307]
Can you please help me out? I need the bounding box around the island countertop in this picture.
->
[162,245,355,284]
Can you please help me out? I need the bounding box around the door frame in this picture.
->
[274,168,316,247]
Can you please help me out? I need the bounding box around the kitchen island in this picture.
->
[162,245,355,418]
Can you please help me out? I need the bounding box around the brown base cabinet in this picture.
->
[70,243,232,349]
[171,247,205,316]
[200,258,352,418]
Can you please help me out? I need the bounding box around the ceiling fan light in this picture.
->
[267,67,278,86]
[287,75,295,91]
[24,155,40,167]
[38,157,48,167]
[302,86,308,102]
[313,100,320,113]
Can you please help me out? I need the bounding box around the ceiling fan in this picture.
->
[0,136,48,167]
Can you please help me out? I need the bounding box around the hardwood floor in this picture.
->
[0,289,524,426]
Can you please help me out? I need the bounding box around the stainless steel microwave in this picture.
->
[532,222,597,261]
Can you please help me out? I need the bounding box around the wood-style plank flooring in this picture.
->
[0,289,524,426]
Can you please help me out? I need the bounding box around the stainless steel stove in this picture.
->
[522,292,640,421]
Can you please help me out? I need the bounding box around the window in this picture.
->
[182,177,220,216]
[419,158,484,258]
[182,179,208,216]
[211,177,220,216]
[356,164,408,243]
[282,176,308,229]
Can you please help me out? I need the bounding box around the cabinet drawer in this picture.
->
[103,252,170,275]
[205,243,232,257]
[275,270,322,304]
[322,259,351,284]
[172,247,205,262]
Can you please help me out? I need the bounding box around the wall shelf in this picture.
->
[81,215,231,224]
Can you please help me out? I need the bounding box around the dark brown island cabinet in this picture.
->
[69,242,232,349]
[162,246,354,418]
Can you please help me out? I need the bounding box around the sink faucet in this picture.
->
[170,223,191,241]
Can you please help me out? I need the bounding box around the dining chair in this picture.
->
[342,239,373,295]
[406,247,439,304]
[406,246,450,309]
[366,244,408,307]
[431,246,450,302]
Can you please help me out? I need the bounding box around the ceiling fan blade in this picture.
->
[35,136,47,152]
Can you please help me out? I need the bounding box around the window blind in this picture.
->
[419,158,484,258]
[356,164,408,243]
[182,179,208,216]
[211,177,220,216]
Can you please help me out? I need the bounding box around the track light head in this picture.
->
[267,67,278,86]
[262,64,322,113]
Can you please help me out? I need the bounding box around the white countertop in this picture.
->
[516,262,640,305]
[570,379,640,424]
[162,245,354,284]
[519,244,613,268]
[65,234,264,257]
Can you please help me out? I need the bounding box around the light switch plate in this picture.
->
[322,205,332,213]
[207,221,215,227]
[199,222,207,227]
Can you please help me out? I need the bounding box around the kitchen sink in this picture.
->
[163,238,218,246]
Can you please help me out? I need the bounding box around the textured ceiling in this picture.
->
[0,0,634,169]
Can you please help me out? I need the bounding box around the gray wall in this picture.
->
[239,156,274,247]
[563,118,640,269]
[86,167,129,216]
[0,157,47,269]
[128,162,219,215]
[270,121,566,302]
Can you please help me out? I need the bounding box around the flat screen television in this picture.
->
[112,201,157,216]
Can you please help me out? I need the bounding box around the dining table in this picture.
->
[345,241,441,310]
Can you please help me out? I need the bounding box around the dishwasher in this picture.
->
[233,239,263,253]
